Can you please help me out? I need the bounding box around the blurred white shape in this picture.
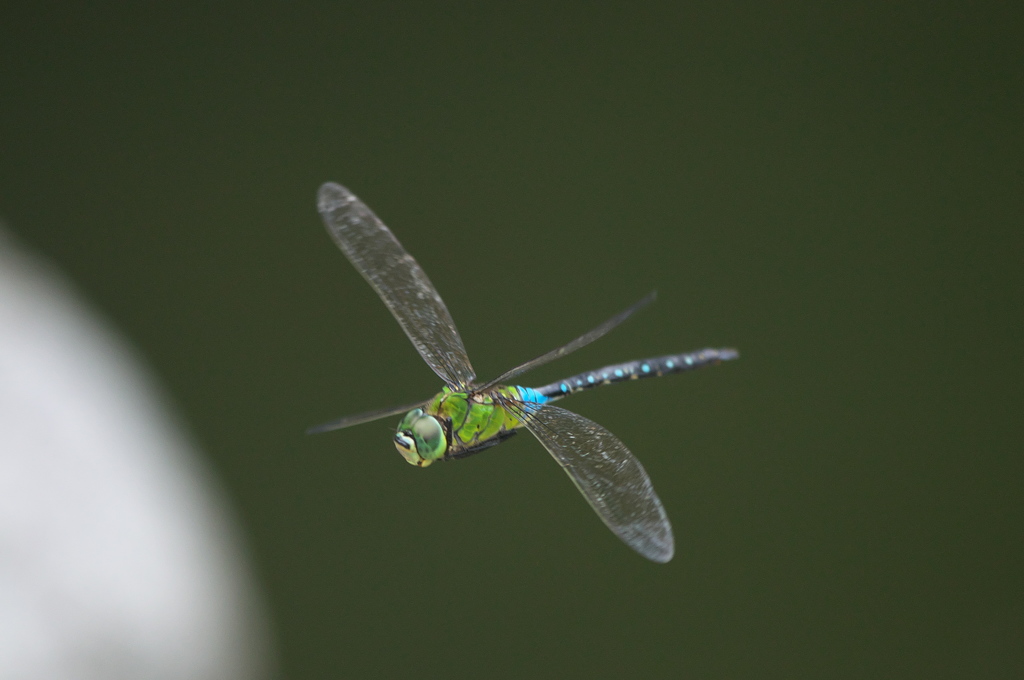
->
[0,227,272,680]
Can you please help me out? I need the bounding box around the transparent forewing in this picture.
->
[523,405,675,563]
[318,183,476,389]
[306,400,425,435]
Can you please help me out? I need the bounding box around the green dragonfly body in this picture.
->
[308,182,737,563]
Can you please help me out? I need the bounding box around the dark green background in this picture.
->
[2,3,1021,678]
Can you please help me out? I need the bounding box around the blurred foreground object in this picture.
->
[0,227,272,679]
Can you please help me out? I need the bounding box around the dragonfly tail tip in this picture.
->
[720,347,740,361]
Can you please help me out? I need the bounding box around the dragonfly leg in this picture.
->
[445,429,519,461]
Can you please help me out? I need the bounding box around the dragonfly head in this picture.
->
[394,408,448,467]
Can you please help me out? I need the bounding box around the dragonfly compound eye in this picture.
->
[397,408,424,430]
[411,415,446,462]
[394,412,446,467]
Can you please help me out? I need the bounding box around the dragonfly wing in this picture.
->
[318,183,476,390]
[478,291,655,391]
[306,400,424,435]
[522,404,674,563]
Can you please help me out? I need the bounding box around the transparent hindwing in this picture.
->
[477,291,655,392]
[522,404,674,563]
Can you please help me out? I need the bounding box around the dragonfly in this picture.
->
[308,183,737,563]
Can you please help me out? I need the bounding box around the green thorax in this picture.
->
[427,386,528,451]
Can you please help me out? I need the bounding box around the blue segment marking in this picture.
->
[615,369,624,378]
[642,363,650,373]
[515,386,549,404]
